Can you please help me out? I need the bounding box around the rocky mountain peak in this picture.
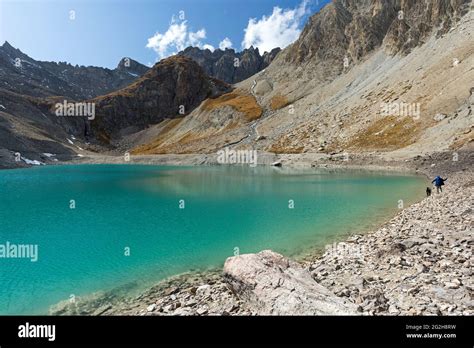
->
[91,55,231,143]
[0,42,149,99]
[2,41,14,50]
[116,57,149,76]
[0,41,30,61]
[179,46,281,84]
[1,41,22,55]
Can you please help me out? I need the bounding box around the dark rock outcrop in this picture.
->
[91,56,231,142]
[179,46,281,84]
[0,89,82,167]
[116,57,149,76]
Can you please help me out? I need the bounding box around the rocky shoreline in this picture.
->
[49,149,473,316]
[309,169,473,316]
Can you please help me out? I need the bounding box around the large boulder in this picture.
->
[223,250,358,315]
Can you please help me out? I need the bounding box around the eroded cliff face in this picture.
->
[287,0,471,65]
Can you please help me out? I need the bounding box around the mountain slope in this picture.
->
[0,42,150,166]
[0,41,149,99]
[0,47,232,166]
[132,0,473,158]
[0,89,82,168]
[90,56,231,145]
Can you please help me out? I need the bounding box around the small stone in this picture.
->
[196,284,211,297]
[444,282,460,289]
[185,299,197,307]
[147,304,156,312]
[162,304,173,312]
[225,303,238,313]
[163,287,179,296]
[196,306,208,315]
[388,305,400,314]
[173,307,192,316]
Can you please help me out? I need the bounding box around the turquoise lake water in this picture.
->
[0,164,426,314]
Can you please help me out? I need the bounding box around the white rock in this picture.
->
[196,306,209,315]
[271,161,282,167]
[224,250,358,315]
[196,285,211,297]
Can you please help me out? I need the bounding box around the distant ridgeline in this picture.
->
[178,46,281,84]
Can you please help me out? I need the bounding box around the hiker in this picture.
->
[432,176,447,193]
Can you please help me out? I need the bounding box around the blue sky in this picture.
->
[0,0,329,69]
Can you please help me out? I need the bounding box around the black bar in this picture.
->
[0,316,472,346]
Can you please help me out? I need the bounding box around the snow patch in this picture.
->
[42,153,56,158]
[21,60,42,69]
[22,157,45,166]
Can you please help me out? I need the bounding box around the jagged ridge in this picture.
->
[179,46,281,84]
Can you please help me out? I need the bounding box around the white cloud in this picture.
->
[146,17,213,58]
[242,0,309,53]
[203,44,215,51]
[219,37,233,50]
[189,29,206,46]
